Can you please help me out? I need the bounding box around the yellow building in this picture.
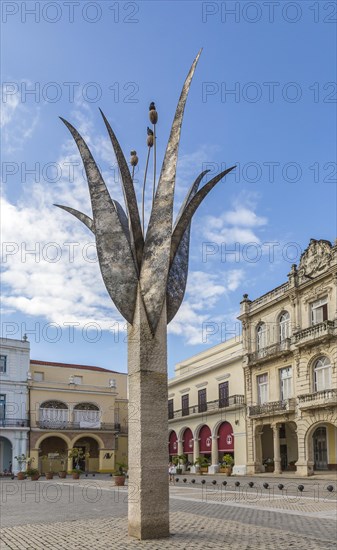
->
[29,360,128,474]
[168,337,247,474]
[238,239,337,475]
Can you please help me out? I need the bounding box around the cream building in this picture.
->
[29,360,128,473]
[168,337,247,475]
[238,239,337,476]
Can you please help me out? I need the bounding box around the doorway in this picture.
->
[313,427,328,470]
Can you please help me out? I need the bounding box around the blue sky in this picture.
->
[1,1,336,376]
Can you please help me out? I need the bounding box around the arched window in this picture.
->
[39,401,68,427]
[314,357,331,392]
[257,323,266,351]
[279,311,290,342]
[73,403,100,426]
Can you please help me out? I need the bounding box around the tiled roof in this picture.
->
[30,359,120,374]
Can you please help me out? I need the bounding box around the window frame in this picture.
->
[0,355,7,374]
[168,399,174,420]
[218,381,229,408]
[313,356,331,392]
[311,296,328,325]
[279,311,290,342]
[257,323,267,351]
[181,394,189,417]
[257,373,268,404]
[279,366,293,400]
[198,388,207,413]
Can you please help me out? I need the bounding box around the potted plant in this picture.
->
[14,454,28,480]
[41,455,56,479]
[26,467,40,481]
[172,454,187,475]
[221,454,234,476]
[58,451,68,478]
[68,448,88,479]
[263,458,274,473]
[194,456,209,474]
[114,461,127,486]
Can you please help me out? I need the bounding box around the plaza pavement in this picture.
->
[0,473,336,549]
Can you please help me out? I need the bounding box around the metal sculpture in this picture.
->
[55,50,235,540]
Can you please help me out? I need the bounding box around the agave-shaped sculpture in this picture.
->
[55,50,235,334]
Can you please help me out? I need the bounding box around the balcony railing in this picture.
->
[293,320,336,347]
[248,398,296,417]
[169,395,245,419]
[298,388,337,409]
[35,421,127,433]
[0,418,29,427]
[248,339,291,364]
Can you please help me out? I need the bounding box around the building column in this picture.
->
[209,435,219,474]
[254,426,264,473]
[190,438,200,473]
[272,423,282,474]
[177,439,183,456]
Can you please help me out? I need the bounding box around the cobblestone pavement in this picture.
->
[1,477,336,549]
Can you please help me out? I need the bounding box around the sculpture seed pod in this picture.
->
[147,135,154,147]
[149,102,158,124]
[130,150,138,167]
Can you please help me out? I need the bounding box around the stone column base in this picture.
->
[209,464,220,474]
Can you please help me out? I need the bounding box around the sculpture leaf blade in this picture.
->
[140,50,202,333]
[59,117,139,323]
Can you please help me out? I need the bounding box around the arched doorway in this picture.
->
[73,437,99,472]
[199,425,211,462]
[39,436,68,473]
[313,427,328,470]
[0,437,12,473]
[182,428,193,463]
[168,431,178,459]
[218,422,234,462]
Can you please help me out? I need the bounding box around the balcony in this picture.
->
[298,389,337,411]
[248,398,296,418]
[0,418,29,428]
[35,421,127,433]
[293,320,336,348]
[169,395,245,420]
[248,339,291,365]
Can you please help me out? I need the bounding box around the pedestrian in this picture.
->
[168,462,175,483]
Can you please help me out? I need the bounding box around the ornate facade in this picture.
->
[238,239,337,475]
[168,338,247,475]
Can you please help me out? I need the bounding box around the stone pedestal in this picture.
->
[127,290,170,540]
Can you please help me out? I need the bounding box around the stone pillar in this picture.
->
[67,449,73,473]
[193,438,199,463]
[127,290,169,540]
[209,436,219,474]
[272,424,282,474]
[177,439,183,456]
[254,426,264,473]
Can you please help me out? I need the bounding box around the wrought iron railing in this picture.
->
[248,398,296,417]
[35,421,127,432]
[0,418,29,427]
[248,339,291,364]
[169,395,245,419]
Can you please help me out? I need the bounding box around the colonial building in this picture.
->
[238,239,337,475]
[0,337,30,474]
[168,337,247,474]
[29,360,128,473]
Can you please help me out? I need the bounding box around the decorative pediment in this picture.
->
[298,239,332,281]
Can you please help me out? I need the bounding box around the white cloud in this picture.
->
[1,81,40,152]
[168,268,244,345]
